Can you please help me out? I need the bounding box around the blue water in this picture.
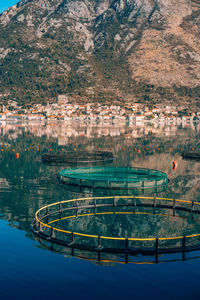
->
[0,122,200,299]
[1,219,200,300]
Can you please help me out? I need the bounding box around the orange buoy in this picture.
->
[137,149,141,153]
[172,161,177,170]
[16,153,19,158]
[146,148,149,151]
[62,148,64,151]
[12,149,15,152]
[191,147,194,151]
[1,149,3,152]
[74,147,77,151]
[134,148,137,151]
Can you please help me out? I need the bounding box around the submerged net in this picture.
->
[58,166,169,190]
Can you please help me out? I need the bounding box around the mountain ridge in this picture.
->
[0,0,200,109]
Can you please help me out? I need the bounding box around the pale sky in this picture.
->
[0,0,19,13]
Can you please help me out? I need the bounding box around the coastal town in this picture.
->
[0,95,200,125]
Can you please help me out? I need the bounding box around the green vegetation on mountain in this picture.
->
[0,0,200,109]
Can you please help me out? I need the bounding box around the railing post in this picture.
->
[125,253,128,264]
[69,232,74,246]
[173,196,176,216]
[155,238,159,252]
[97,236,102,250]
[98,250,101,261]
[51,227,55,238]
[45,206,49,215]
[133,196,136,207]
[108,180,111,188]
[39,222,43,232]
[154,197,156,208]
[94,199,96,214]
[191,201,194,213]
[113,198,116,213]
[59,203,62,213]
[142,180,145,194]
[182,236,186,249]
[155,179,157,187]
[125,238,129,251]
[76,201,79,210]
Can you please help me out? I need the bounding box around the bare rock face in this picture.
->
[0,0,200,108]
[128,0,200,89]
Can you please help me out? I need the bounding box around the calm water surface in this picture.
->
[0,121,200,300]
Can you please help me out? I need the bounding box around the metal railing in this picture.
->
[32,196,200,254]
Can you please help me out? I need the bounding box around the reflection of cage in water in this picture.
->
[58,167,169,191]
[58,180,169,196]
[42,151,113,164]
[32,196,200,255]
[38,238,200,265]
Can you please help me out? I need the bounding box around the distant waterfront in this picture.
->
[1,101,200,125]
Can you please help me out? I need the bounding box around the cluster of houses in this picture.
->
[0,95,200,125]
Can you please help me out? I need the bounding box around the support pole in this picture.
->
[113,198,116,213]
[155,238,159,252]
[154,197,156,208]
[97,236,102,251]
[191,201,194,213]
[94,199,96,214]
[173,196,176,216]
[46,206,49,215]
[76,201,79,210]
[125,253,128,264]
[68,232,74,246]
[51,227,55,239]
[125,238,129,252]
[133,197,136,207]
[59,203,62,213]
[39,222,43,232]
[182,236,186,249]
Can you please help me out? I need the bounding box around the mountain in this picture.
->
[0,0,200,108]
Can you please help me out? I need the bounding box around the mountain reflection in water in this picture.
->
[0,121,200,299]
[0,121,199,259]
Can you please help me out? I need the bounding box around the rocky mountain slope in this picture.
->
[0,0,200,108]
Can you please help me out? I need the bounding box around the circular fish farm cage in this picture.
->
[58,167,169,191]
[181,152,200,160]
[32,196,200,255]
[42,151,113,164]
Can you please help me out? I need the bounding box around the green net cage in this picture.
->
[58,166,169,190]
